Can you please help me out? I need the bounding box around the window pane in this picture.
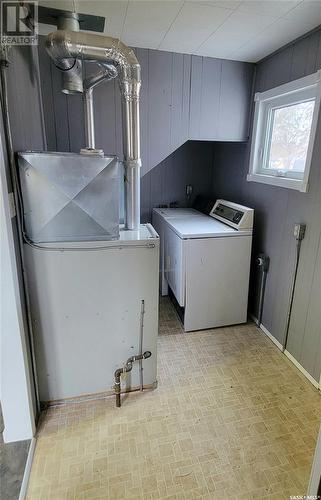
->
[266,100,315,173]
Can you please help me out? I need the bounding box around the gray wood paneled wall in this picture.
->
[37,36,253,177]
[212,28,321,382]
[6,46,45,152]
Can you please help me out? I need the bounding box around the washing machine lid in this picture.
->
[152,208,204,218]
[166,217,252,239]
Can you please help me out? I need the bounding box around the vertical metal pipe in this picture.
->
[125,162,141,230]
[82,64,118,151]
[56,13,79,31]
[122,96,141,230]
[139,300,145,391]
[256,254,269,326]
[83,88,95,149]
[282,238,303,351]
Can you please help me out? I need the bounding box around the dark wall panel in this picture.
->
[6,46,45,151]
[141,141,214,223]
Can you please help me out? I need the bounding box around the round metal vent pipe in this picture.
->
[55,14,83,95]
[45,29,142,230]
[83,63,118,150]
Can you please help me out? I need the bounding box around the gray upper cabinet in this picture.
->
[189,55,253,142]
[219,60,253,141]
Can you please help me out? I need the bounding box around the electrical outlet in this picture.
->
[293,223,306,241]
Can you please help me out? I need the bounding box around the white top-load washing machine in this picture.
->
[153,200,253,332]
[153,208,208,295]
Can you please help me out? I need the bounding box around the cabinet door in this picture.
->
[218,60,253,141]
[189,55,203,140]
[164,225,185,306]
[199,58,222,140]
[189,56,253,141]
[189,56,221,140]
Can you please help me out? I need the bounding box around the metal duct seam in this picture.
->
[45,30,142,230]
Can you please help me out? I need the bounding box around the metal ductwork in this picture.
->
[55,13,83,95]
[83,63,118,150]
[45,27,141,230]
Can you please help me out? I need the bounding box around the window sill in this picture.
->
[246,173,308,192]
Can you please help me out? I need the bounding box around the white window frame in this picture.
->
[247,70,321,192]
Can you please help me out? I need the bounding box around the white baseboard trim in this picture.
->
[251,315,320,390]
[250,315,283,350]
[284,350,320,390]
[259,323,284,351]
[19,436,36,500]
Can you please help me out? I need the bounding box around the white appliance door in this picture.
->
[184,236,252,331]
[164,225,185,306]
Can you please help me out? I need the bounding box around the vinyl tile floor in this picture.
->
[27,297,321,499]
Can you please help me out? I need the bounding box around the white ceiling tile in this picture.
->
[283,0,321,25]
[196,9,276,58]
[198,0,241,9]
[122,0,183,49]
[38,0,321,63]
[237,0,302,18]
[159,1,232,52]
[230,16,315,61]
[39,0,76,11]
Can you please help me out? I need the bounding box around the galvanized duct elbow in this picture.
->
[45,30,141,230]
[84,63,117,91]
[83,63,118,150]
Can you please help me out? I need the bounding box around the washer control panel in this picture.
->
[210,199,254,231]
